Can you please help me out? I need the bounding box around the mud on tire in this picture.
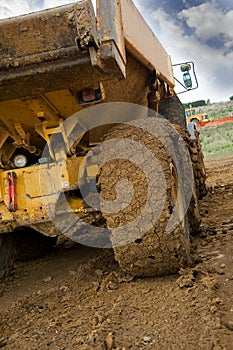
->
[97,120,191,277]
[176,126,207,199]
[173,125,206,234]
[192,129,208,199]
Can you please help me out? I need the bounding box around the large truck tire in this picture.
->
[173,125,204,234]
[176,126,207,200]
[97,120,191,276]
[0,233,16,280]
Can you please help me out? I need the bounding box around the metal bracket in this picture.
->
[147,70,168,114]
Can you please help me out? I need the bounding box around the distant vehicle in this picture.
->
[185,107,209,124]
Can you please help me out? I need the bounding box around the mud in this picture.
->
[98,120,191,276]
[0,156,233,349]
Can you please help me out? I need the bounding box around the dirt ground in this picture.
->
[0,156,233,350]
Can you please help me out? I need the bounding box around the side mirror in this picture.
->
[183,72,192,88]
[172,61,198,94]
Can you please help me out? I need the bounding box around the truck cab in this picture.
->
[185,107,209,124]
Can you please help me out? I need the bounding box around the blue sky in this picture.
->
[0,0,232,103]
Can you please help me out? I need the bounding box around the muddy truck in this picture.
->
[0,0,207,279]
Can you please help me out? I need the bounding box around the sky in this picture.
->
[0,0,232,103]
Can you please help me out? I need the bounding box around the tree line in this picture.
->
[183,100,209,109]
[183,97,233,109]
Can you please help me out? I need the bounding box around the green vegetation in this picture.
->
[184,100,233,159]
[183,100,207,109]
[184,101,233,120]
[198,121,233,159]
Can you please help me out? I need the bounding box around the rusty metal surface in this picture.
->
[0,1,102,102]
[0,0,127,102]
[0,53,93,102]
[0,1,97,64]
[0,0,175,104]
[97,0,126,77]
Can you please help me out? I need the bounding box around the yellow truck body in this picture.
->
[185,108,209,124]
[0,0,207,278]
[0,0,177,234]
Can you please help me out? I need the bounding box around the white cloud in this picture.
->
[0,0,96,19]
[43,0,80,10]
[178,3,233,42]
[0,0,31,18]
[136,5,233,103]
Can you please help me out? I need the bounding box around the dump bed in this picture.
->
[0,0,175,147]
[0,0,174,99]
[0,1,100,102]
